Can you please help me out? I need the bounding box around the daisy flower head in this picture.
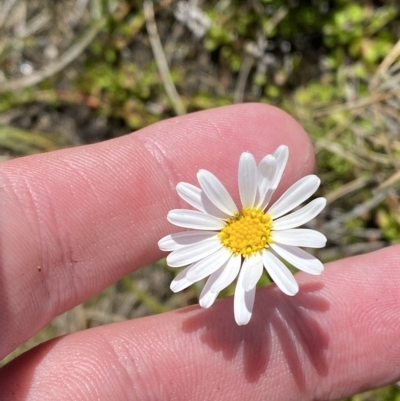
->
[158,145,327,326]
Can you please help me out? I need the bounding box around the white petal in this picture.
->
[270,243,324,275]
[176,182,204,211]
[210,253,242,293]
[167,209,224,230]
[170,264,195,292]
[271,145,289,190]
[197,170,238,216]
[167,237,222,267]
[273,198,327,230]
[272,229,327,248]
[268,175,320,219]
[186,247,232,281]
[258,145,288,211]
[234,272,256,326]
[258,155,276,190]
[256,155,276,209]
[199,267,226,308]
[158,231,218,251]
[238,152,257,208]
[199,285,219,309]
[262,250,299,296]
[241,253,264,291]
[200,192,231,219]
[176,182,229,219]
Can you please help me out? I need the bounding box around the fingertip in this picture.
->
[0,104,316,360]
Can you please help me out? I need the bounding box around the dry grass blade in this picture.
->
[370,38,400,90]
[0,125,71,154]
[316,138,371,169]
[144,0,186,116]
[324,187,396,230]
[376,170,400,191]
[0,17,105,92]
[314,92,392,117]
[325,176,373,205]
[234,55,253,103]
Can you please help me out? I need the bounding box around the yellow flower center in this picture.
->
[218,207,273,257]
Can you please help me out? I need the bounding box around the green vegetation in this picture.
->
[1,1,400,399]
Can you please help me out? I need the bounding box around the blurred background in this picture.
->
[1,0,400,399]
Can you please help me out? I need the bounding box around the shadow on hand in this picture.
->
[180,282,329,388]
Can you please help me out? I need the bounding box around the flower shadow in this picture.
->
[180,281,329,387]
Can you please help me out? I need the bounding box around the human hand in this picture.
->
[0,104,399,400]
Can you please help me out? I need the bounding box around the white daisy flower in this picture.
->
[158,145,327,326]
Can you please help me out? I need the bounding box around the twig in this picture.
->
[325,176,373,205]
[143,0,186,116]
[0,17,105,93]
[0,0,18,28]
[324,187,395,230]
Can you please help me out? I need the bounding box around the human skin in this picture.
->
[0,103,399,400]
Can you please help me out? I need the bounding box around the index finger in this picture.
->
[0,103,315,359]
